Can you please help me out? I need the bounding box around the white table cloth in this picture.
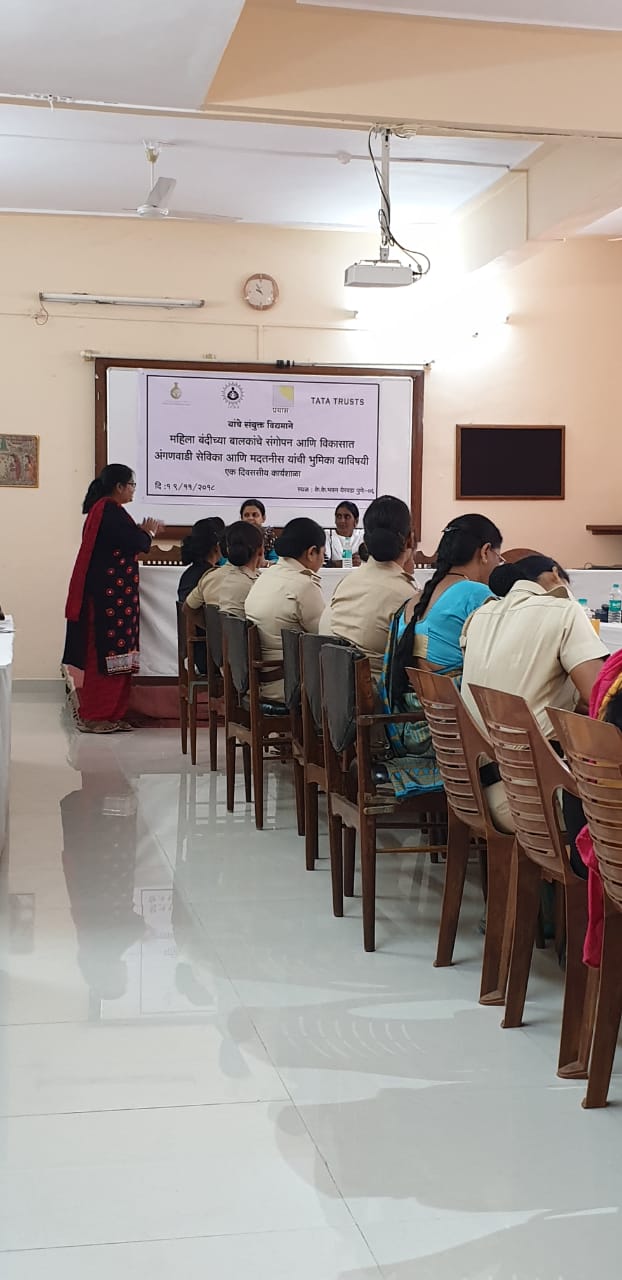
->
[0,625,14,858]
[138,565,622,678]
[138,565,353,678]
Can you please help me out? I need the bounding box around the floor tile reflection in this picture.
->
[3,701,622,1274]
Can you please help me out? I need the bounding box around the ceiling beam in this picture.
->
[207,4,622,137]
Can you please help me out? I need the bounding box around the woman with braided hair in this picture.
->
[377,514,503,797]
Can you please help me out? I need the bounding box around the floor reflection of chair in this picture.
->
[320,643,447,952]
[548,707,622,1107]
[281,628,306,839]
[408,668,515,1005]
[470,685,597,1079]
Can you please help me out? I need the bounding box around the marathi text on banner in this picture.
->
[139,373,380,504]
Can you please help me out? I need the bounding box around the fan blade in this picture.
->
[165,211,240,223]
[145,176,176,208]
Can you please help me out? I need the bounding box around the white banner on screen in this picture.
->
[138,371,380,506]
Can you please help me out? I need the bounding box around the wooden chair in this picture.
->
[300,633,353,874]
[141,543,183,565]
[221,614,253,814]
[548,708,622,1108]
[175,602,210,766]
[413,550,437,569]
[502,548,541,564]
[320,644,447,952]
[407,668,515,1005]
[203,604,224,773]
[221,615,292,830]
[469,685,596,1079]
[281,628,306,839]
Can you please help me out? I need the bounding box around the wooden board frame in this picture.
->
[455,423,566,501]
[95,358,424,539]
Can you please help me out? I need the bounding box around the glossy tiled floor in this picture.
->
[2,699,622,1278]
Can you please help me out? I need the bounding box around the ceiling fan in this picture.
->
[124,141,239,223]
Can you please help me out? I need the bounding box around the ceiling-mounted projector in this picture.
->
[345,127,431,289]
[344,260,418,288]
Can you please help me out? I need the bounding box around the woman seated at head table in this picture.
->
[376,513,504,798]
[184,520,264,619]
[177,520,223,603]
[324,500,365,566]
[240,498,278,564]
[460,554,607,855]
[319,495,419,678]
[244,517,326,701]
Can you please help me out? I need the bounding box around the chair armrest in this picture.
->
[251,660,285,677]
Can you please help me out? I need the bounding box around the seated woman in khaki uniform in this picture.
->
[319,495,419,678]
[184,521,264,619]
[461,554,607,852]
[244,518,326,701]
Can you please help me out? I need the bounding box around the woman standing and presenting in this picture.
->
[63,464,161,733]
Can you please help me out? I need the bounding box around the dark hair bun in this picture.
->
[226,520,263,567]
[362,495,411,563]
[489,563,521,597]
[364,527,404,562]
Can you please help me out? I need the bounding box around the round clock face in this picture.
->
[243,273,279,310]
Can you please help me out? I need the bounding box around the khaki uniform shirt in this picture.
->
[244,557,325,699]
[186,563,259,619]
[461,581,608,739]
[319,558,419,677]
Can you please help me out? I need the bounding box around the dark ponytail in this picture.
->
[82,463,134,514]
[226,519,264,567]
[181,518,221,566]
[363,495,411,563]
[411,514,502,623]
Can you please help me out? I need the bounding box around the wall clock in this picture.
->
[242,273,279,310]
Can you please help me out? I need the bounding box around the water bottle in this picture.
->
[608,584,622,624]
[577,598,591,619]
[341,537,353,570]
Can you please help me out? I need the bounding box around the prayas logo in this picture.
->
[169,381,182,399]
[273,384,294,413]
[222,381,244,405]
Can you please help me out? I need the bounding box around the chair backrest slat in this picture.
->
[281,628,302,712]
[469,685,575,881]
[203,603,223,670]
[221,614,250,696]
[407,668,490,835]
[549,707,622,911]
[303,633,351,732]
[320,643,361,754]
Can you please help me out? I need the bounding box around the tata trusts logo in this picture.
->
[222,381,244,406]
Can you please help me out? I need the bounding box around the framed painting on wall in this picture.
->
[0,434,39,488]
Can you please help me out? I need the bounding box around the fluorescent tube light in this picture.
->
[39,292,204,309]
